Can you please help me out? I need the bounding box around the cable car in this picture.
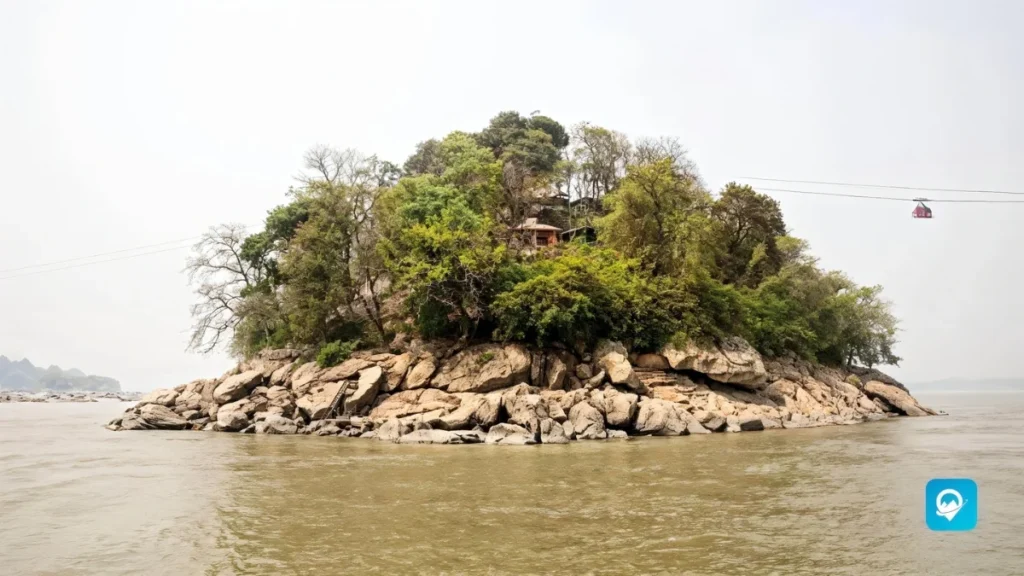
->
[912,198,933,219]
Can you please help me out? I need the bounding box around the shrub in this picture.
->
[316,340,359,368]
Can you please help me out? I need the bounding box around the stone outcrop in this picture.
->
[661,337,767,390]
[107,339,934,445]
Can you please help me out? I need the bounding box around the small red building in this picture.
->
[513,218,562,247]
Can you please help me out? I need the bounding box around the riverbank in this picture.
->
[2,390,141,403]
[106,338,933,444]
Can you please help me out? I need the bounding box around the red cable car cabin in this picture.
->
[912,200,933,219]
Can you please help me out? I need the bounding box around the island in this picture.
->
[107,110,932,443]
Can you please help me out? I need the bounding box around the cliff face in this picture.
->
[108,337,932,443]
[0,356,121,392]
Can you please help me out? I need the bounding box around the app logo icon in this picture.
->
[926,478,977,531]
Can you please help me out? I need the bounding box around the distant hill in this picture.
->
[0,356,120,392]
[910,378,1024,393]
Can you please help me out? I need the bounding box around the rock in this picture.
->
[702,416,727,432]
[725,415,741,433]
[661,337,767,390]
[321,358,374,382]
[360,430,378,439]
[216,409,250,432]
[140,388,179,407]
[539,418,570,444]
[634,353,670,370]
[255,414,299,434]
[530,352,546,385]
[607,429,629,439]
[568,401,606,440]
[438,396,483,430]
[213,370,264,404]
[286,362,319,394]
[241,424,256,434]
[136,404,190,429]
[451,430,485,444]
[545,354,569,390]
[376,417,411,442]
[403,357,437,390]
[266,385,296,417]
[506,393,549,432]
[738,412,766,431]
[863,381,930,416]
[344,366,384,414]
[473,392,502,427]
[485,423,537,445]
[313,423,341,436]
[175,390,204,412]
[369,389,461,420]
[269,362,295,388]
[575,364,593,380]
[260,348,302,361]
[585,371,606,389]
[384,353,414,392]
[603,389,638,428]
[398,429,464,444]
[296,381,346,421]
[433,343,531,394]
[181,410,202,421]
[595,341,645,393]
[634,398,706,436]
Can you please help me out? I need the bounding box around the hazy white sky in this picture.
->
[2,0,1022,390]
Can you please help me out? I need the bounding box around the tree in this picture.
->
[386,203,508,339]
[596,158,711,276]
[475,111,565,175]
[186,224,270,353]
[567,123,632,202]
[403,139,445,176]
[711,183,787,286]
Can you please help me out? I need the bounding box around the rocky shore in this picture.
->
[1,390,142,403]
[107,338,934,444]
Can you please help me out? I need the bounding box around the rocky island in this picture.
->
[109,111,933,443]
[107,338,932,444]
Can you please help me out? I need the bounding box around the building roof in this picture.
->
[512,218,562,232]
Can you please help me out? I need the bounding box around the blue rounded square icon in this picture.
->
[926,478,977,531]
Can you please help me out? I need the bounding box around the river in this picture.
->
[1,392,1022,575]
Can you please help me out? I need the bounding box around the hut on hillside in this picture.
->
[512,218,562,248]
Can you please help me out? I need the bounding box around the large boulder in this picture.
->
[296,381,346,421]
[321,358,374,382]
[398,429,465,444]
[594,341,645,393]
[661,337,767,390]
[135,404,190,429]
[140,388,179,407]
[568,401,607,440]
[174,390,204,412]
[539,418,570,444]
[266,385,296,417]
[369,389,460,421]
[376,417,412,442]
[506,393,549,432]
[634,398,709,436]
[863,381,931,417]
[212,370,264,404]
[634,353,670,370]
[403,357,437,390]
[432,344,531,394]
[344,366,384,414]
[545,353,569,391]
[485,423,537,445]
[255,414,299,434]
[603,388,639,428]
[384,353,414,392]
[216,409,250,431]
[288,362,322,395]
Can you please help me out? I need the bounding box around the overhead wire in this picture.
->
[740,177,1024,197]
[0,224,257,281]
[754,187,1024,204]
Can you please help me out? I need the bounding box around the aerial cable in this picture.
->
[741,177,1024,197]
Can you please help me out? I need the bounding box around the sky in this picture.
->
[2,0,1023,390]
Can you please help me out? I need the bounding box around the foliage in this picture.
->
[316,339,359,368]
[188,110,903,369]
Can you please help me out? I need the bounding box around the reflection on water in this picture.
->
[1,393,1023,575]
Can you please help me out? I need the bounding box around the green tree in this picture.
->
[403,139,445,176]
[596,158,711,276]
[711,183,787,286]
